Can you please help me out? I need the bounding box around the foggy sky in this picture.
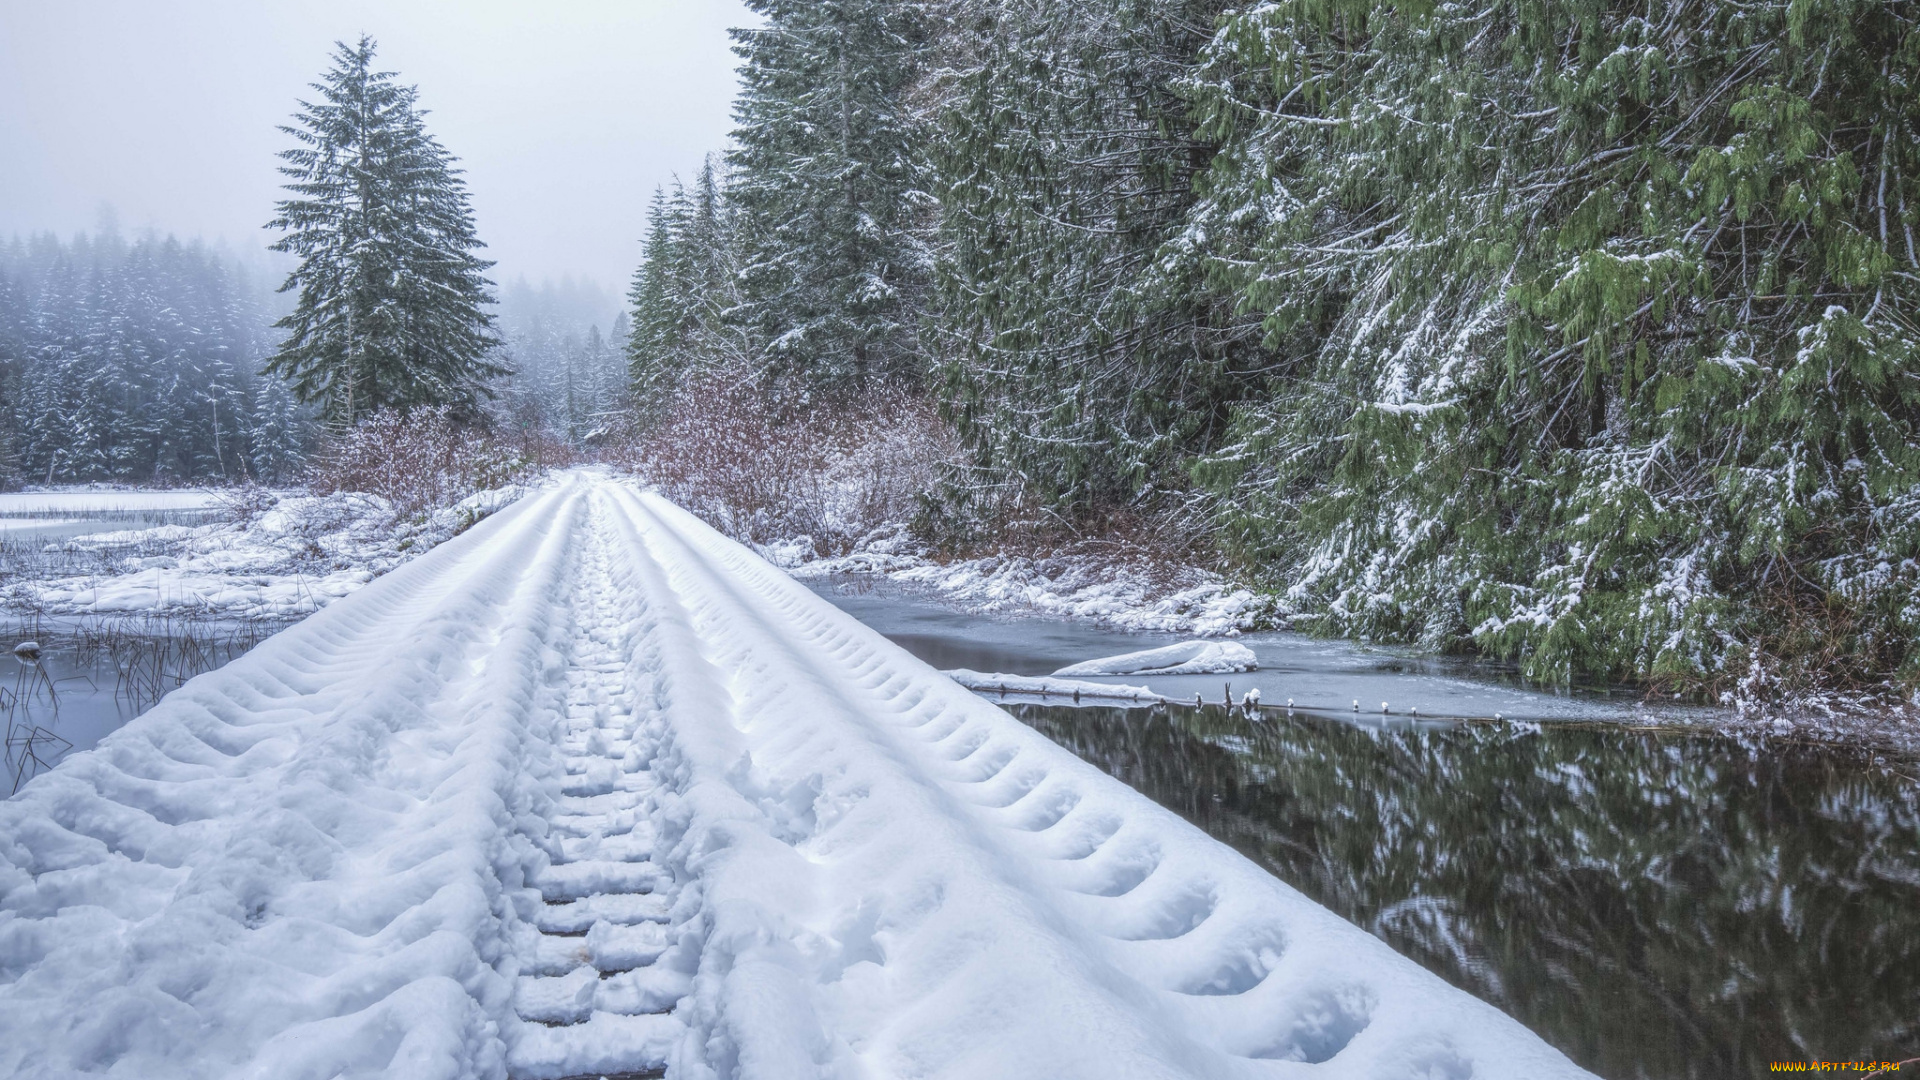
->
[0,0,751,300]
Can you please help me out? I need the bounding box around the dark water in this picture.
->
[2,617,286,794]
[1006,701,1920,1078]
[809,576,1715,723]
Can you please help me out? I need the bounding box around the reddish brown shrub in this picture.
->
[610,378,960,554]
[307,407,556,516]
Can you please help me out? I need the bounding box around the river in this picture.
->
[5,554,1912,1077]
[808,575,1920,1080]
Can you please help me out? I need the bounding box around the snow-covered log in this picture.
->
[1053,640,1259,677]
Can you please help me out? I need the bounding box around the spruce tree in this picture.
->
[727,0,930,393]
[627,187,691,411]
[265,36,503,425]
[626,158,752,418]
[1182,0,1920,687]
[929,0,1260,518]
[0,268,19,487]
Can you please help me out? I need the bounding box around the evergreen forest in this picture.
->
[0,232,304,485]
[627,0,1920,692]
[0,39,622,489]
[0,230,619,489]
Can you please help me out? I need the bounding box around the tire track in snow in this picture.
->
[3,474,1598,1080]
[1,477,595,1079]
[504,492,690,1080]
[600,484,1599,1080]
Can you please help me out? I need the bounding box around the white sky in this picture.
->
[0,0,751,294]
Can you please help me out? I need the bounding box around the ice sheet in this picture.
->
[0,489,226,513]
[943,668,1163,702]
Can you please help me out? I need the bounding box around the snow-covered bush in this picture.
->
[1174,0,1920,702]
[613,378,959,554]
[306,407,554,517]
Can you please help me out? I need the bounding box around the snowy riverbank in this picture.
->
[2,484,530,620]
[766,528,1280,637]
[765,530,1920,753]
[0,474,1594,1079]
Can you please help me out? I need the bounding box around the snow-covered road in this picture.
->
[0,474,1594,1080]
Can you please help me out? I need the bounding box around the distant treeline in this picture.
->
[0,232,628,489]
[0,232,305,486]
[629,0,1920,692]
[493,277,631,446]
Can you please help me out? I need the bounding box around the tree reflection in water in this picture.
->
[1007,703,1920,1079]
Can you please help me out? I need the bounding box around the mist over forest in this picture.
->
[0,231,624,485]
[3,8,1919,1079]
[3,0,1918,700]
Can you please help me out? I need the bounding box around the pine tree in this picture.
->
[625,158,753,419]
[627,187,690,411]
[928,0,1262,519]
[727,0,930,393]
[0,266,20,487]
[248,373,304,483]
[265,36,504,426]
[1182,0,1920,687]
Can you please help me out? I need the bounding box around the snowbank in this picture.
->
[789,544,1275,636]
[1054,639,1259,676]
[5,485,529,619]
[0,481,573,1080]
[0,473,1595,1079]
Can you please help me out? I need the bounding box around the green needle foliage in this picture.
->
[929,0,1267,523]
[727,0,932,395]
[1183,0,1920,691]
[266,36,504,427]
[627,160,752,415]
[633,0,1920,694]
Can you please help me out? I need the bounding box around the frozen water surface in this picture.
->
[0,490,227,545]
[0,489,226,514]
[807,576,1717,723]
[808,576,1920,1078]
[0,519,94,541]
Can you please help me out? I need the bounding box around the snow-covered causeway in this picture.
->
[0,475,1594,1079]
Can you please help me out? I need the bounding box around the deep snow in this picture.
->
[782,537,1274,637]
[0,472,1595,1079]
[5,486,526,619]
[1054,640,1260,677]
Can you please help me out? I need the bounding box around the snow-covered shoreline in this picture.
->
[0,474,1596,1078]
[2,484,531,621]
[769,529,1279,637]
[762,529,1920,753]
